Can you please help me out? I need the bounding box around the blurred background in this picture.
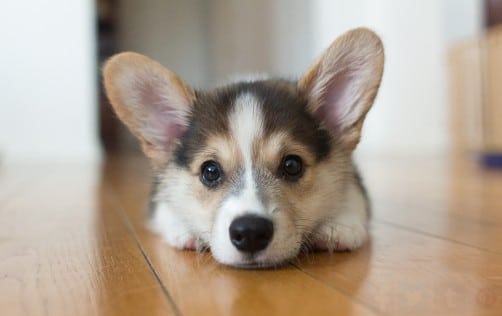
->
[1,0,500,163]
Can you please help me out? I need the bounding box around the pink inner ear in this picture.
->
[315,70,354,133]
[139,81,190,151]
[156,109,188,147]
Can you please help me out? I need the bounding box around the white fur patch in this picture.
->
[229,93,265,213]
[230,93,263,166]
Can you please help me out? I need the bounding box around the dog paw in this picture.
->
[165,231,210,251]
[165,230,198,250]
[312,220,368,252]
[152,218,198,250]
[149,202,200,250]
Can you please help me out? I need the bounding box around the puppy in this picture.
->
[103,28,384,268]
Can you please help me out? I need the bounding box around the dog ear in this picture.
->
[299,28,384,148]
[103,52,195,165]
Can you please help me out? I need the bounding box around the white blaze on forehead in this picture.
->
[228,93,265,212]
[229,93,264,166]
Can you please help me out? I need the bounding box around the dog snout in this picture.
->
[229,215,274,253]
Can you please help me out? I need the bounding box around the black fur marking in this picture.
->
[173,79,332,168]
[173,89,234,168]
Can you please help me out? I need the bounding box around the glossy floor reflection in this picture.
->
[1,154,501,315]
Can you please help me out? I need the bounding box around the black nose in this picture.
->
[229,215,274,253]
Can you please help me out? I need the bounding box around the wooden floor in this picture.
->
[1,153,501,316]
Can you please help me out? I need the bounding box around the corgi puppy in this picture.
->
[103,28,384,268]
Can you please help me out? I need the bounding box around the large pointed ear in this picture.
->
[103,52,195,165]
[299,28,384,148]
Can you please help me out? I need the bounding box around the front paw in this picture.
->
[164,229,198,250]
[149,202,200,250]
[312,221,368,252]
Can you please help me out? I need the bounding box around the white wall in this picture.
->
[208,0,313,84]
[0,0,98,163]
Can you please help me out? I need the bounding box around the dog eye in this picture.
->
[281,155,304,181]
[200,160,222,188]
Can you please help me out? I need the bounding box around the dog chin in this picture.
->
[231,260,288,270]
[213,251,295,269]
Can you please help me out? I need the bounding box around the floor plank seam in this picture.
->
[107,184,184,316]
[373,218,502,255]
[291,263,383,316]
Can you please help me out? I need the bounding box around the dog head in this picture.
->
[103,28,384,267]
